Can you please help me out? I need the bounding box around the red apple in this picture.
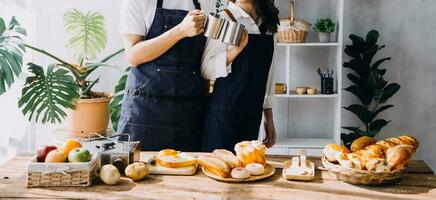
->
[36,146,57,162]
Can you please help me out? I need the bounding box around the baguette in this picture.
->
[212,149,242,168]
[198,155,230,178]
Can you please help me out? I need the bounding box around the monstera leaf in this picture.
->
[19,63,80,124]
[64,9,107,61]
[109,67,131,131]
[0,17,26,95]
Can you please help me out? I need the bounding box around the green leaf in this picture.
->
[343,104,371,124]
[380,83,400,103]
[0,16,26,96]
[64,9,107,61]
[366,30,379,46]
[371,57,391,70]
[110,67,131,131]
[344,85,372,105]
[19,63,80,124]
[370,105,394,121]
[342,127,362,133]
[370,119,390,132]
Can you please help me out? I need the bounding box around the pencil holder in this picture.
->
[321,77,334,94]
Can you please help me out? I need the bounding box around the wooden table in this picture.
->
[0,152,435,200]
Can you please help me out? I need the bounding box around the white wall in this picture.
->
[0,0,435,172]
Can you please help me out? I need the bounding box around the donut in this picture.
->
[245,163,265,176]
[230,167,251,179]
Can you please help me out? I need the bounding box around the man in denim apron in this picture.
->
[118,0,207,151]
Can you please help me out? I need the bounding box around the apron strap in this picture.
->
[157,0,163,9]
[193,0,201,10]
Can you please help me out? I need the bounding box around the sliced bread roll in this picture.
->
[198,155,230,178]
[156,153,197,168]
[212,149,242,168]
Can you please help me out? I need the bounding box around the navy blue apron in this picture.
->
[118,0,206,151]
[202,33,274,152]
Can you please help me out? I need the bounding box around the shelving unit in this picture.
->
[267,0,344,156]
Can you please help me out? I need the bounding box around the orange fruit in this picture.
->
[62,139,82,155]
[45,149,67,163]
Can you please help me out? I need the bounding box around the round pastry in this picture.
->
[231,167,251,179]
[245,163,265,176]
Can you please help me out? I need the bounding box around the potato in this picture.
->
[125,162,149,181]
[100,164,120,185]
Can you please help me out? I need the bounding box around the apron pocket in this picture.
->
[146,68,203,98]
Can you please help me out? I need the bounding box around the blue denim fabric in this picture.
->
[118,0,206,152]
[202,34,274,152]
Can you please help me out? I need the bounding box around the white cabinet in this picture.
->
[267,0,344,156]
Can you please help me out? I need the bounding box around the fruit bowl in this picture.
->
[26,153,99,187]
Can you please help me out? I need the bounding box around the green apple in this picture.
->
[68,147,91,162]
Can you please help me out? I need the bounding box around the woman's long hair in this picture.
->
[230,0,280,34]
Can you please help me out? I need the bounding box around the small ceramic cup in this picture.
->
[296,87,307,95]
[307,88,317,95]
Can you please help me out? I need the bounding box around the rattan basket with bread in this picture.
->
[322,135,419,185]
[277,0,311,43]
[26,153,99,187]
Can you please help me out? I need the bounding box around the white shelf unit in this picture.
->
[267,0,344,156]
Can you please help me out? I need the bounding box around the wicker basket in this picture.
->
[322,156,406,185]
[26,153,99,187]
[277,0,311,43]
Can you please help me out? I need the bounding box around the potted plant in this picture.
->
[341,30,401,147]
[313,17,335,43]
[0,10,124,137]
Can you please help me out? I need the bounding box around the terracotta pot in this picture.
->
[68,92,113,138]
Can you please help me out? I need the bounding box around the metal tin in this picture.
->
[203,13,225,40]
[221,21,245,46]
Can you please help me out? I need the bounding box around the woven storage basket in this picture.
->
[277,0,311,43]
[26,153,99,187]
[322,156,406,185]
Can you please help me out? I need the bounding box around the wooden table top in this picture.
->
[0,151,435,200]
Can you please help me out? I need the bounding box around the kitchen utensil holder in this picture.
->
[321,77,334,94]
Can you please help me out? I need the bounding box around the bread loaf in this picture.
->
[386,145,414,170]
[212,149,242,169]
[235,141,266,165]
[198,155,230,178]
[323,144,350,162]
[350,136,377,152]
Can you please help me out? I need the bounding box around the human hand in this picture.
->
[232,30,249,53]
[263,118,276,148]
[176,10,206,38]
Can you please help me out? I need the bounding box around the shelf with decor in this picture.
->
[267,0,344,156]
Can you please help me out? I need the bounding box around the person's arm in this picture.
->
[124,10,205,67]
[262,35,277,148]
[201,30,249,80]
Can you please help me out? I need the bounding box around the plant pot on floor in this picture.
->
[69,92,113,138]
[318,32,331,43]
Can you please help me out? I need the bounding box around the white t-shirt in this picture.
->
[119,0,216,36]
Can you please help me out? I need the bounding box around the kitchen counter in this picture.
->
[0,151,435,200]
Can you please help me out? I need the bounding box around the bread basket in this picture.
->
[277,0,311,43]
[322,156,407,185]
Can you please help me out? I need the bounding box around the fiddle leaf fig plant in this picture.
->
[0,10,124,124]
[0,17,26,95]
[341,30,401,147]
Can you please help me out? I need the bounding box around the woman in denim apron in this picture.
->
[118,0,209,151]
[202,0,279,152]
